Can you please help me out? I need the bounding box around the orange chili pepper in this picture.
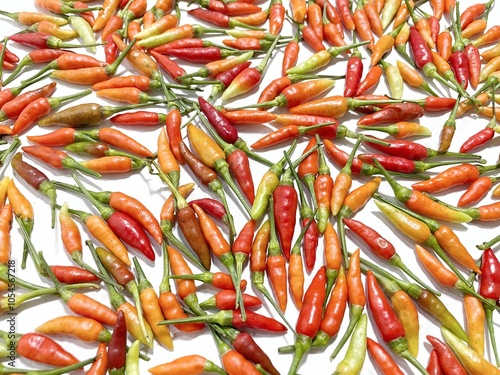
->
[473,25,500,47]
[0,176,10,208]
[463,294,485,356]
[0,204,12,265]
[363,0,383,36]
[415,244,458,288]
[323,222,342,295]
[330,248,365,358]
[94,0,120,31]
[158,128,180,186]
[80,156,145,174]
[112,35,159,79]
[430,0,444,19]
[436,31,452,62]
[35,315,111,342]
[391,290,420,357]
[291,0,307,22]
[462,19,487,39]
[86,343,108,375]
[133,257,174,350]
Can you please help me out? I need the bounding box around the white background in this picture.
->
[1,0,499,374]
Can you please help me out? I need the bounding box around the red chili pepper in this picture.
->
[272,169,297,261]
[107,310,127,374]
[366,271,424,371]
[357,103,425,125]
[367,338,405,375]
[199,96,238,143]
[288,266,326,374]
[427,350,443,375]
[427,335,467,375]
[150,50,186,80]
[49,265,100,284]
[344,46,363,97]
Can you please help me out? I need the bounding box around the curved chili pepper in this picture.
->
[149,355,226,375]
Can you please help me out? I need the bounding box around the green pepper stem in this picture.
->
[72,172,113,219]
[398,349,430,375]
[485,306,500,366]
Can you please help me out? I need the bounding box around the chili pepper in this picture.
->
[415,245,495,310]
[2,49,70,86]
[208,61,252,102]
[288,95,400,118]
[188,122,251,215]
[12,89,91,135]
[473,25,500,48]
[331,137,363,218]
[231,218,255,297]
[15,332,80,366]
[314,138,333,233]
[365,135,478,161]
[93,0,120,31]
[265,196,288,313]
[343,217,439,293]
[374,198,472,287]
[157,127,180,187]
[362,257,469,343]
[464,294,485,357]
[157,244,204,333]
[427,335,467,375]
[189,198,229,226]
[330,249,365,358]
[104,33,119,64]
[87,343,108,375]
[169,270,246,290]
[269,0,285,35]
[336,0,354,30]
[34,315,111,343]
[379,59,403,99]
[460,93,497,153]
[132,257,173,349]
[285,44,354,76]
[448,6,469,90]
[9,31,102,50]
[106,309,127,374]
[368,337,405,375]
[355,65,383,95]
[307,0,324,41]
[160,308,287,332]
[134,14,178,39]
[199,290,262,310]
[427,350,443,375]
[272,169,297,262]
[344,41,363,98]
[353,3,374,49]
[289,217,318,309]
[92,245,153,348]
[35,0,102,14]
[323,6,347,49]
[372,159,472,223]
[436,31,452,61]
[158,167,211,270]
[192,202,244,317]
[357,102,424,125]
[0,203,11,265]
[442,327,500,375]
[62,206,130,267]
[374,193,480,274]
[412,163,484,193]
[6,176,33,270]
[21,145,100,178]
[109,110,166,126]
[359,153,466,174]
[251,140,297,220]
[149,355,226,375]
[49,37,136,84]
[68,15,97,54]
[250,219,296,334]
[479,248,500,365]
[25,21,76,41]
[332,313,367,375]
[10,152,56,232]
[307,265,347,348]
[188,7,263,29]
[79,155,148,174]
[0,79,56,121]
[358,122,432,138]
[73,174,155,263]
[0,10,68,26]
[366,271,428,373]
[221,37,279,100]
[287,266,326,375]
[49,265,101,284]
[458,176,500,206]
[397,60,438,96]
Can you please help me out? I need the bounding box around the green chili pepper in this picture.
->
[68,15,97,54]
[333,313,368,375]
[380,59,404,99]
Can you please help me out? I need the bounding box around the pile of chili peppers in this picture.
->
[1,0,500,374]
